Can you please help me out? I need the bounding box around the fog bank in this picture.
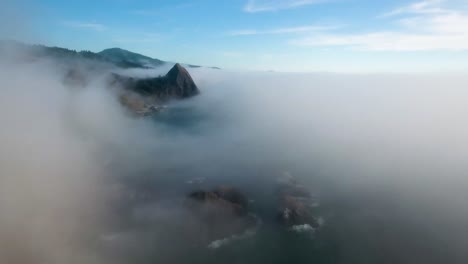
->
[0,57,160,264]
[2,54,468,263]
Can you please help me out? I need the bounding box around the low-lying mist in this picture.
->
[1,54,468,263]
[0,57,162,264]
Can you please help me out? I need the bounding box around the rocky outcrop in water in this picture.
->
[164,63,200,98]
[186,186,257,244]
[109,63,199,115]
[189,186,249,216]
[111,63,199,101]
[277,174,320,229]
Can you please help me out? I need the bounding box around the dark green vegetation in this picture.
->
[38,44,163,68]
[98,47,165,68]
[0,40,219,69]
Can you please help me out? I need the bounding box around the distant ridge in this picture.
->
[98,48,165,68]
[0,40,220,70]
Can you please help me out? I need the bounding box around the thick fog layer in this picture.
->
[189,69,468,263]
[0,57,158,264]
[152,68,468,262]
[1,53,468,263]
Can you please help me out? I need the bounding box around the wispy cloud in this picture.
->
[229,25,341,36]
[291,31,468,51]
[244,0,327,13]
[291,0,468,51]
[380,0,447,18]
[63,21,107,31]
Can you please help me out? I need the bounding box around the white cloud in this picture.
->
[292,31,468,51]
[229,25,341,36]
[244,0,326,13]
[291,1,468,51]
[63,21,107,31]
[380,0,447,17]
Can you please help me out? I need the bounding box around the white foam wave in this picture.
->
[290,224,315,233]
[290,217,326,234]
[208,214,262,249]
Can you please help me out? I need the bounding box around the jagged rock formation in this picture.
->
[110,63,199,115]
[164,63,200,98]
[111,63,200,101]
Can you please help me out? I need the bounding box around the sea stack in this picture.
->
[110,63,200,101]
[111,63,200,114]
[165,63,200,98]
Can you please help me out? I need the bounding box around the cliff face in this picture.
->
[111,63,199,115]
[164,63,200,98]
[111,63,199,101]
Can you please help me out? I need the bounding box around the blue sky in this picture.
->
[7,0,468,72]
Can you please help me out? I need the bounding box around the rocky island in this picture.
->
[111,63,200,115]
[186,186,259,247]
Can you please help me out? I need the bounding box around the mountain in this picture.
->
[98,48,165,68]
[0,40,220,70]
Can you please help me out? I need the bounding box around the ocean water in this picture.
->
[98,72,468,264]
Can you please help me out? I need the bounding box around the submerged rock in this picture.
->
[276,174,320,229]
[213,186,249,214]
[279,195,319,228]
[186,186,257,244]
[188,186,249,217]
